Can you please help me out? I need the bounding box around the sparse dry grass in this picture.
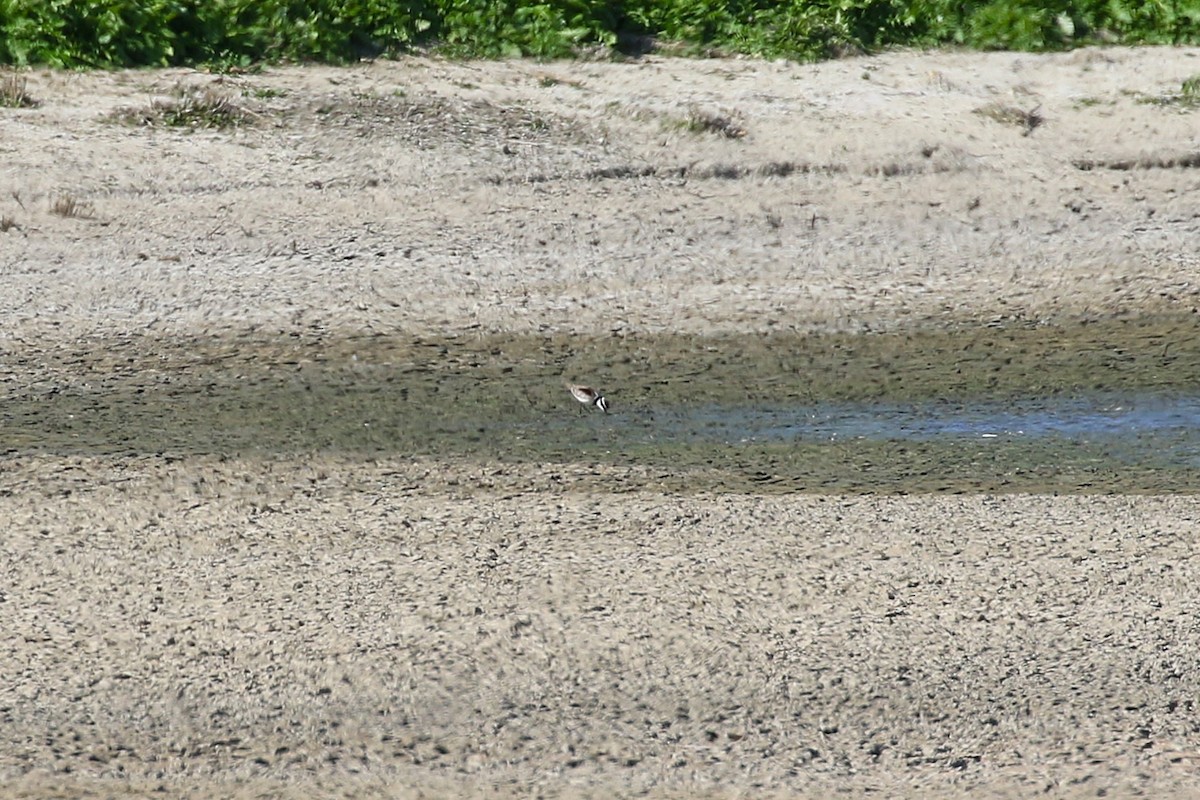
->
[108,85,250,128]
[313,92,578,150]
[535,74,584,89]
[1140,75,1200,110]
[973,101,1043,135]
[669,107,747,139]
[0,214,18,232]
[50,194,93,219]
[0,72,39,108]
[244,85,287,99]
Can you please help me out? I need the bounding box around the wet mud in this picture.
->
[5,312,1198,493]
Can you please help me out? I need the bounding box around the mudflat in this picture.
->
[2,47,1200,798]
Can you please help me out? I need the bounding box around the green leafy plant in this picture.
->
[0,0,183,67]
[1,1,1199,68]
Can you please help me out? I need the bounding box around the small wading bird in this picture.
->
[568,384,609,414]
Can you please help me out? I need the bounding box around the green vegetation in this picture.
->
[0,1,1197,68]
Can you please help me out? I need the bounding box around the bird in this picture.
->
[567,384,609,414]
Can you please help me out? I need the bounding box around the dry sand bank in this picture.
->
[3,455,1200,798]
[2,47,1199,339]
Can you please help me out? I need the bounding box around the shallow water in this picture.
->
[644,393,1200,468]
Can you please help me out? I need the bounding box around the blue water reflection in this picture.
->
[646,393,1200,467]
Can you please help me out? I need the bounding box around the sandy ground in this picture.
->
[3,47,1200,798]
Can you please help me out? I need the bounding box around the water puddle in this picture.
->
[681,393,1199,441]
[638,393,1200,468]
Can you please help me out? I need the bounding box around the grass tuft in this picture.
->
[974,102,1043,135]
[109,86,250,129]
[674,108,747,139]
[0,72,39,108]
[50,194,93,218]
[1140,74,1200,110]
[243,85,287,100]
